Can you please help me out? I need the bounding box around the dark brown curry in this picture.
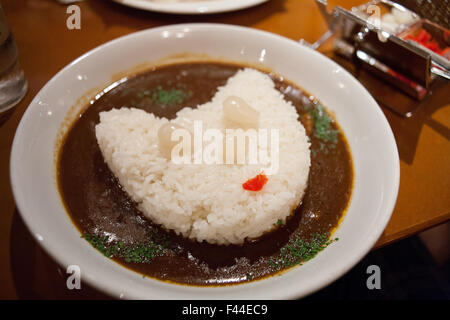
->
[57,62,353,286]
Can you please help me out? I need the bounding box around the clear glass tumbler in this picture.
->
[0,5,27,113]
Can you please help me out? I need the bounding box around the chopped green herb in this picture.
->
[276,219,283,226]
[309,104,339,145]
[135,86,192,107]
[247,273,253,281]
[82,233,168,263]
[319,142,328,154]
[268,233,337,270]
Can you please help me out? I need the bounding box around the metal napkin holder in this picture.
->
[304,0,450,117]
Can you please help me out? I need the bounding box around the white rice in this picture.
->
[95,69,310,245]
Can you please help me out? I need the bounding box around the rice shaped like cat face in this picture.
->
[95,69,310,245]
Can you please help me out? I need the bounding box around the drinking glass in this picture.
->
[0,5,27,113]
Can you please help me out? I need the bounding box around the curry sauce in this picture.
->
[58,62,353,285]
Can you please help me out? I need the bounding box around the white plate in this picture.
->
[10,24,399,299]
[112,0,270,14]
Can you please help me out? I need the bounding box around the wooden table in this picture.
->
[0,0,448,299]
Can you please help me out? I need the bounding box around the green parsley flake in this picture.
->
[137,86,192,107]
[309,104,339,144]
[268,233,337,270]
[82,233,168,263]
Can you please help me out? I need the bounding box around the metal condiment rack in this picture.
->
[302,0,450,117]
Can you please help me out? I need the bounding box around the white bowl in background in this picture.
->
[10,24,399,299]
[112,0,270,14]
